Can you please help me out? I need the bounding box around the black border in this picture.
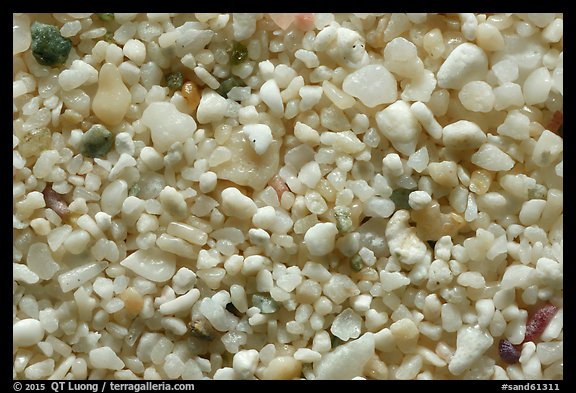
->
[10,8,569,389]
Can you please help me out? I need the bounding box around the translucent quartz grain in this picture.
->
[92,63,131,126]
[13,14,32,55]
[120,248,176,283]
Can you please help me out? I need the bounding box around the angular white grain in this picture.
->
[330,308,362,341]
[437,43,488,89]
[342,64,397,107]
[89,347,125,370]
[120,248,176,282]
[26,243,60,280]
[448,326,493,376]
[471,144,515,171]
[304,222,338,256]
[57,262,107,293]
[314,333,374,380]
[141,102,197,153]
[376,100,421,155]
[159,288,200,315]
[260,79,283,116]
[243,124,273,155]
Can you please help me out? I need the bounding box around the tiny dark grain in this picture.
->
[498,339,521,364]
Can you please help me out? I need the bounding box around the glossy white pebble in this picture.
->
[13,318,45,347]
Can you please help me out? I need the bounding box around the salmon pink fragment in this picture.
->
[268,174,289,200]
[43,184,69,219]
[546,110,563,136]
[294,13,315,31]
[268,13,297,30]
[523,303,559,343]
[268,13,315,31]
